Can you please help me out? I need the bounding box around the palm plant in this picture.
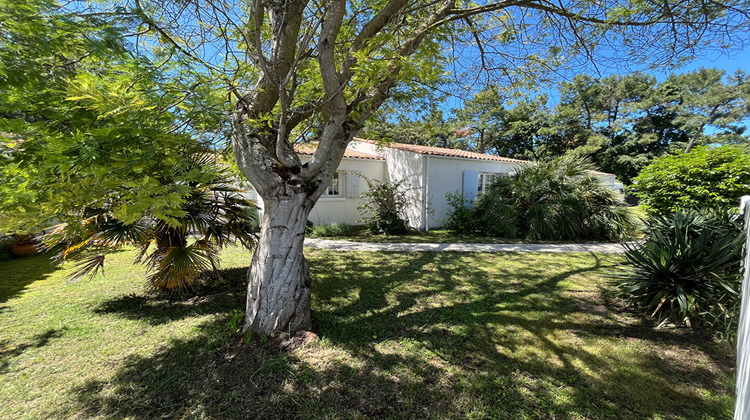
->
[613,209,744,336]
[475,156,635,241]
[43,171,258,292]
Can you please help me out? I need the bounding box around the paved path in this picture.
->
[304,238,627,253]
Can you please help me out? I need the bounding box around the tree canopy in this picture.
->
[366,67,749,185]
[0,0,229,233]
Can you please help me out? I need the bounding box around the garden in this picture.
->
[2,2,750,419]
[0,247,736,419]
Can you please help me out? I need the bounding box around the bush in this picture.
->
[443,191,480,233]
[613,209,744,339]
[631,145,750,215]
[309,222,359,237]
[0,235,13,261]
[359,179,410,235]
[445,156,636,241]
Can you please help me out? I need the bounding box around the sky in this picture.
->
[433,32,750,116]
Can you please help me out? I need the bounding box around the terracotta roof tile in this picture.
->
[295,142,384,160]
[354,138,529,163]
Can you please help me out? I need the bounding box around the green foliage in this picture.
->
[432,69,749,186]
[0,0,228,234]
[443,191,480,233]
[0,1,249,291]
[309,222,359,237]
[453,86,507,154]
[0,235,12,261]
[361,105,466,149]
[446,157,635,241]
[359,179,410,235]
[43,165,258,292]
[631,145,750,215]
[613,210,744,339]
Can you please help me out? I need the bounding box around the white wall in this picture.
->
[382,148,426,229]
[309,158,385,225]
[424,156,521,229]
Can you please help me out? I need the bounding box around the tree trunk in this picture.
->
[244,190,313,336]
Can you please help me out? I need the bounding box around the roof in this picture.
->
[296,138,617,177]
[295,142,384,160]
[354,138,529,164]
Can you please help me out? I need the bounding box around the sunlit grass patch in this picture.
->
[0,247,734,419]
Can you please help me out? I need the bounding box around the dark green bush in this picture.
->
[0,235,13,261]
[359,179,410,235]
[445,156,635,241]
[309,222,359,237]
[613,209,744,339]
[631,145,750,215]
[443,191,480,233]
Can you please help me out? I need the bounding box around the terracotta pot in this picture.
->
[10,244,39,257]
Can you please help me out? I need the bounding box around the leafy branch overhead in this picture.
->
[107,0,750,196]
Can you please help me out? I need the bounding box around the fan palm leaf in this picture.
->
[43,162,258,292]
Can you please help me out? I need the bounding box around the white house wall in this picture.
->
[425,157,521,229]
[382,148,426,229]
[243,156,386,226]
[308,157,385,225]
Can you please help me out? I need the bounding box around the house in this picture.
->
[246,139,625,230]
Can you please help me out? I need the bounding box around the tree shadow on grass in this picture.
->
[92,266,248,325]
[65,251,734,419]
[0,255,59,311]
[0,328,66,373]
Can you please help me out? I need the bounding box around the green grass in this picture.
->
[0,247,735,419]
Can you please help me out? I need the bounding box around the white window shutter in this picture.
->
[463,170,479,203]
[346,174,360,198]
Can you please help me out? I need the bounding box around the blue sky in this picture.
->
[435,44,749,115]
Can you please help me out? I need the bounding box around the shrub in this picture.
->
[0,235,13,261]
[443,191,480,233]
[631,145,750,215]
[613,209,744,339]
[309,222,359,237]
[359,179,410,235]
[445,156,636,241]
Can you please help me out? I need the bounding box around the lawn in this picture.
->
[0,246,735,419]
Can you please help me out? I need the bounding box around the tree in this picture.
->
[44,164,258,291]
[361,105,462,148]
[0,0,228,233]
[454,86,506,154]
[0,0,254,289]
[544,69,749,184]
[11,0,750,336]
[630,145,750,215]
[666,68,750,152]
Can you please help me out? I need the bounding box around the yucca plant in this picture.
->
[43,172,258,292]
[613,209,744,337]
[474,156,635,241]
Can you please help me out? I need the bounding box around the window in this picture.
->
[322,171,341,197]
[477,172,501,196]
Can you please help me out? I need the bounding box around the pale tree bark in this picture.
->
[246,190,313,334]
